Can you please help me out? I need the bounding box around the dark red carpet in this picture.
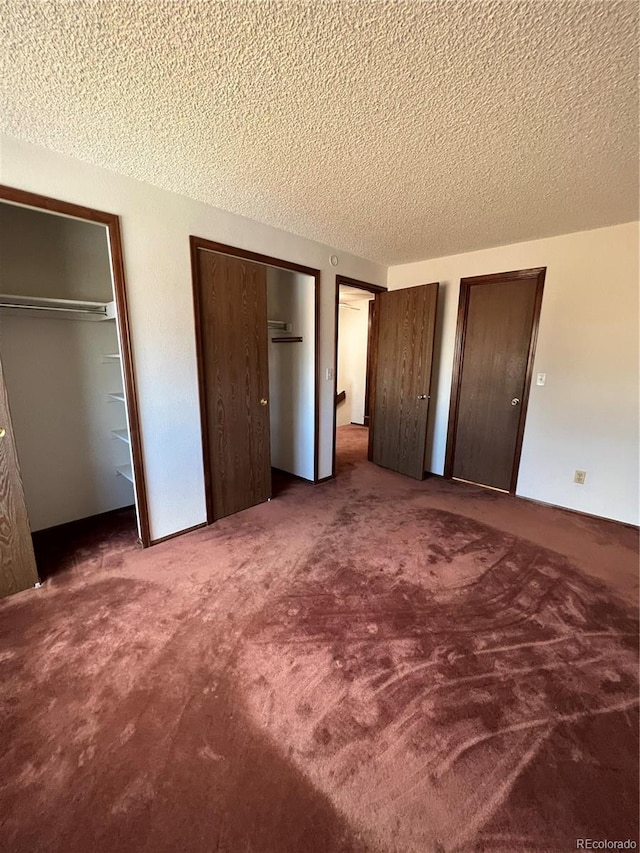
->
[1,426,638,852]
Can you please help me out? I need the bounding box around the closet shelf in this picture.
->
[0,294,116,321]
[107,392,125,402]
[115,464,134,483]
[102,353,121,362]
[272,336,303,343]
[111,429,130,444]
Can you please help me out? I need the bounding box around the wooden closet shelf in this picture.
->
[271,336,303,343]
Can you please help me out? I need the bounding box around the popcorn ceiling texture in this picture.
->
[0,0,638,265]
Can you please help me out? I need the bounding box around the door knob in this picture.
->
[0,427,5,438]
[511,398,520,406]
[417,394,430,400]
[260,398,268,407]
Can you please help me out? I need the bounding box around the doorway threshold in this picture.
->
[452,477,509,494]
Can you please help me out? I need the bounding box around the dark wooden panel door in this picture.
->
[0,355,39,597]
[447,269,545,492]
[195,250,271,521]
[369,283,439,478]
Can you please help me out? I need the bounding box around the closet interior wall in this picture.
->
[266,267,315,481]
[0,203,134,531]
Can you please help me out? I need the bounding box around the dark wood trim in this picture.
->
[367,297,380,462]
[190,236,321,511]
[189,237,319,278]
[315,474,334,484]
[189,238,214,524]
[313,269,321,483]
[271,336,303,343]
[0,185,152,547]
[335,275,387,295]
[150,522,207,546]
[363,300,374,422]
[336,390,346,405]
[444,267,547,494]
[333,275,387,477]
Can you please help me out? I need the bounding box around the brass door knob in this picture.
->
[260,398,268,407]
[0,427,5,438]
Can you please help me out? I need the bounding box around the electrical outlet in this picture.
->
[574,470,586,485]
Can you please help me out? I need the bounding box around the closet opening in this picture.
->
[190,238,319,522]
[332,275,386,477]
[0,186,149,595]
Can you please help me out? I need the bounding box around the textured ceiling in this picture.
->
[1,1,638,265]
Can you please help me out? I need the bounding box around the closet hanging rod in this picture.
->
[0,302,108,316]
[0,294,116,319]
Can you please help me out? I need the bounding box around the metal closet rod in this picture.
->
[0,302,108,315]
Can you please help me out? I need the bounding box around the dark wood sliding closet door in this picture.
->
[194,249,271,521]
[0,355,39,597]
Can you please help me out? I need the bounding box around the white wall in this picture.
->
[0,203,113,301]
[0,134,386,540]
[336,295,371,426]
[388,222,640,525]
[267,267,315,481]
[0,205,134,529]
[0,318,134,530]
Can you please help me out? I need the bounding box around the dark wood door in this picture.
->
[0,355,39,597]
[194,250,271,521]
[446,268,545,492]
[369,283,439,479]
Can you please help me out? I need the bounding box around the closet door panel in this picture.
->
[195,250,271,521]
[0,355,39,597]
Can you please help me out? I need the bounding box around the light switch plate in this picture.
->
[536,373,546,386]
[325,367,334,381]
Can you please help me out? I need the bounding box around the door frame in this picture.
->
[0,184,151,547]
[189,237,321,523]
[444,267,546,493]
[332,275,387,478]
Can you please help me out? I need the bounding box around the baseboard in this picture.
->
[315,475,335,484]
[441,475,638,530]
[515,493,639,531]
[150,522,207,546]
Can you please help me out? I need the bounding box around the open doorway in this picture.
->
[0,187,148,597]
[332,276,386,476]
[190,238,319,521]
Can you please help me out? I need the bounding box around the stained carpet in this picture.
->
[1,426,638,852]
